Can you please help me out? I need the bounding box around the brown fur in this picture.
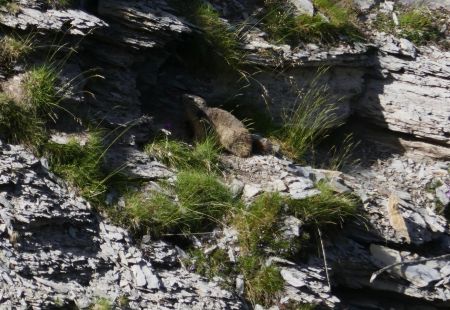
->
[183,94,252,157]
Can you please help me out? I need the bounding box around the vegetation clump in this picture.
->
[0,0,19,12]
[0,35,32,65]
[45,0,73,9]
[22,65,61,120]
[90,297,112,310]
[0,62,69,152]
[276,68,341,162]
[186,248,234,283]
[188,187,358,306]
[261,0,362,45]
[286,181,358,226]
[0,93,46,148]
[44,132,108,202]
[123,170,235,236]
[145,134,221,173]
[239,256,284,307]
[171,0,243,72]
[374,6,443,45]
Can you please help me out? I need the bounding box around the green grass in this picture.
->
[145,134,221,174]
[276,68,341,162]
[123,170,235,236]
[184,181,358,307]
[398,9,440,45]
[171,0,243,73]
[43,132,108,203]
[187,248,234,284]
[374,7,442,45]
[286,182,358,226]
[22,65,61,120]
[233,193,299,256]
[239,256,284,307]
[261,0,362,45]
[90,298,112,310]
[0,93,47,148]
[0,35,33,65]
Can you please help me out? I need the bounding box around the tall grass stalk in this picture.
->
[278,68,341,161]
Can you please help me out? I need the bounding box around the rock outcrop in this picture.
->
[0,0,449,309]
[0,141,243,309]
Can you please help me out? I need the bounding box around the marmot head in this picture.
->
[182,94,207,110]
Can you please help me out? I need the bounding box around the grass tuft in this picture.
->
[90,298,112,310]
[374,6,442,45]
[234,193,288,255]
[171,0,243,72]
[276,68,341,162]
[145,134,221,173]
[185,182,358,306]
[261,0,362,45]
[0,93,47,148]
[22,64,61,120]
[398,8,440,45]
[0,35,32,65]
[44,132,108,202]
[187,248,234,283]
[0,0,19,12]
[46,0,73,9]
[286,181,358,226]
[239,256,284,307]
[123,170,235,236]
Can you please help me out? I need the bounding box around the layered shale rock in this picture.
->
[0,141,243,309]
[0,0,449,309]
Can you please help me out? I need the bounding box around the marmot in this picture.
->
[183,94,252,158]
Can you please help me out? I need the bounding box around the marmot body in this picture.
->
[183,94,252,158]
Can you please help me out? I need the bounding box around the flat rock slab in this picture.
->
[0,8,107,35]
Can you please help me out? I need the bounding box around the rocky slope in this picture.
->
[0,0,449,309]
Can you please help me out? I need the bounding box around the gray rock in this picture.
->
[329,178,353,194]
[288,0,314,16]
[236,275,244,296]
[353,0,377,11]
[229,179,245,198]
[281,216,303,239]
[436,184,450,207]
[0,142,244,309]
[104,145,173,180]
[397,0,450,10]
[403,264,442,288]
[0,8,107,35]
[243,183,262,199]
[281,268,307,288]
[141,239,179,268]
